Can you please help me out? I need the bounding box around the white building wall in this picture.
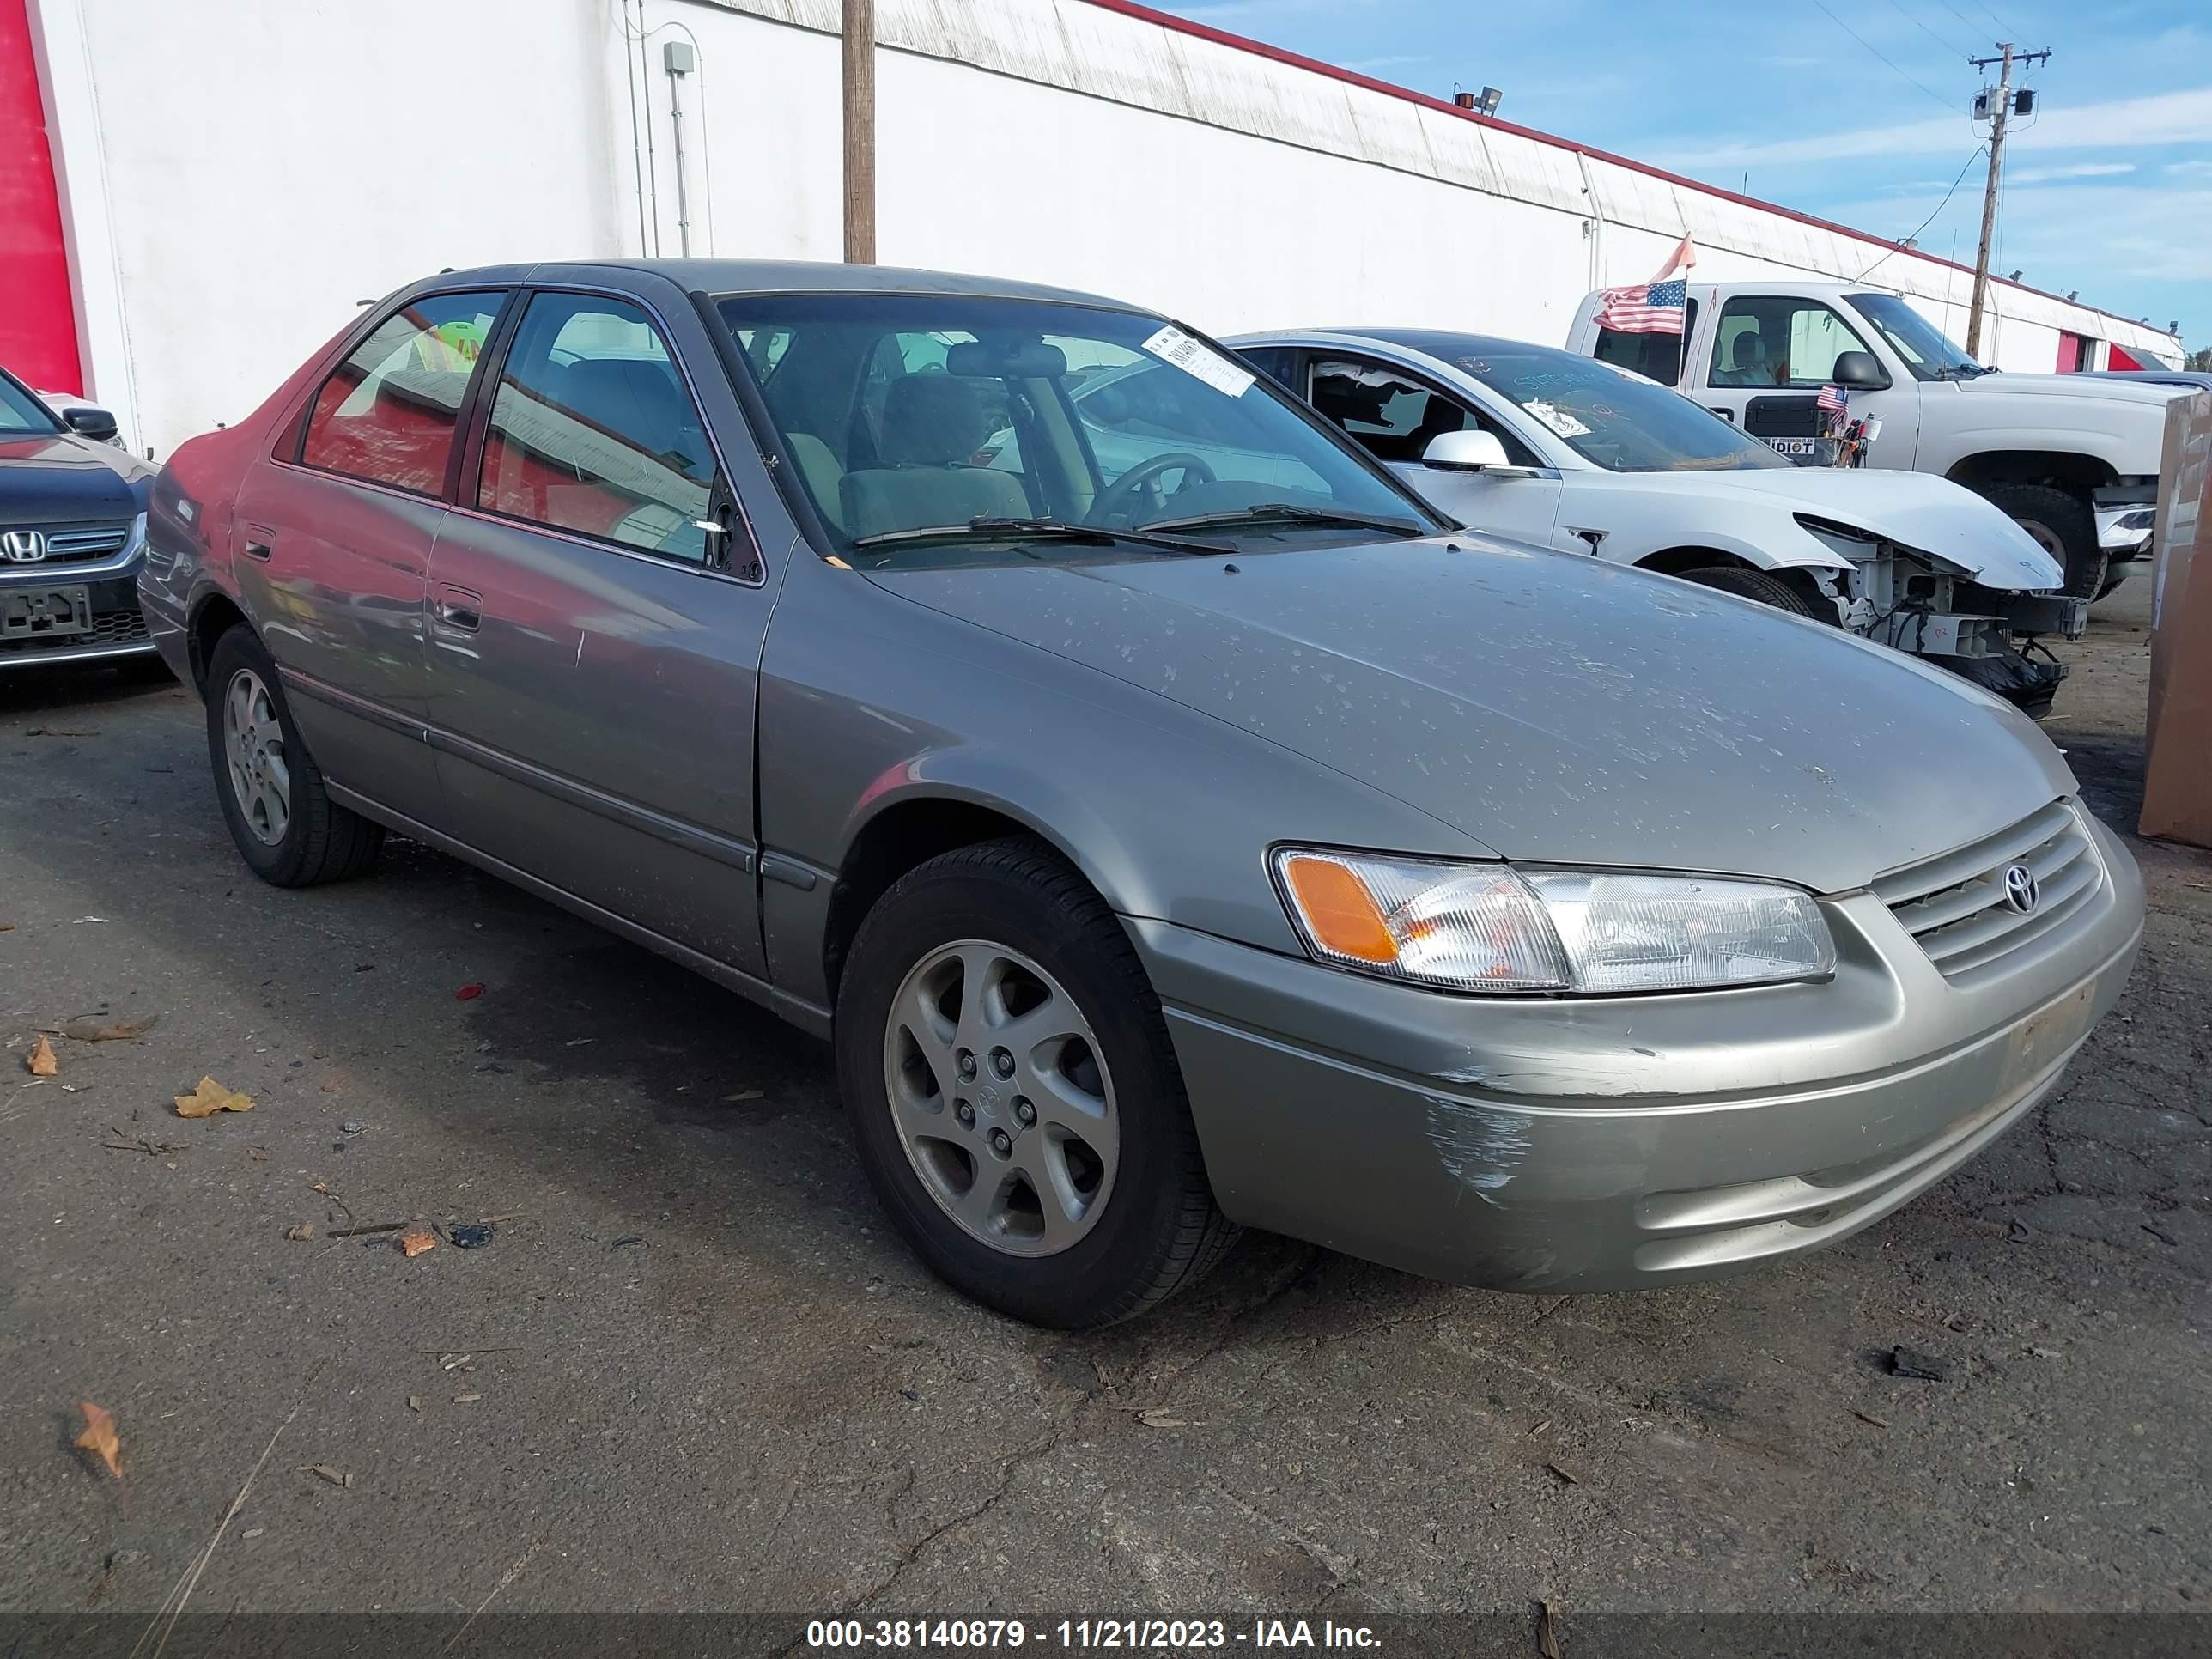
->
[31,0,2182,457]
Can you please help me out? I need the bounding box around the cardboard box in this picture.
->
[2140,390,2212,848]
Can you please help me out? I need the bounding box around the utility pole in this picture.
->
[842,0,876,264]
[1966,43,2049,359]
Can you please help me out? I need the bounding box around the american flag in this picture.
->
[1815,383,1849,413]
[1592,278,1687,334]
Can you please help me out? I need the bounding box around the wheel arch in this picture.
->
[822,786,1124,1005]
[1637,546,1835,617]
[1945,450,2118,497]
[185,589,252,696]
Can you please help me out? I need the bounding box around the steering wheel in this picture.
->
[1091,452,1218,524]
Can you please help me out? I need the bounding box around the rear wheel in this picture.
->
[836,837,1237,1328]
[1677,564,1819,617]
[1982,482,2106,601]
[204,625,383,887]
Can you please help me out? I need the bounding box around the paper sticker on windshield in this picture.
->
[1140,325,1255,398]
[1523,399,1591,439]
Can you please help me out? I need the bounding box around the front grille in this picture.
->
[1875,799,2105,985]
[0,608,151,656]
[30,521,135,565]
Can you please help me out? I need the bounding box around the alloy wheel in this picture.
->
[223,667,290,846]
[882,939,1121,1256]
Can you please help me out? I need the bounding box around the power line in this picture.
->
[1883,0,1975,59]
[1810,0,1963,113]
[1933,0,1992,43]
[1972,0,2027,39]
[1856,145,1988,280]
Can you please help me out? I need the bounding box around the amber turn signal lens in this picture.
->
[1279,854,1398,964]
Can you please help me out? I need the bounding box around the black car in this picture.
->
[1,362,159,671]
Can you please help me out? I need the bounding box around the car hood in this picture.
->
[869,536,2075,893]
[0,431,152,521]
[1954,372,2181,408]
[1671,466,2061,588]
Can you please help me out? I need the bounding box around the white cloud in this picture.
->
[1344,53,1430,73]
[2169,159,2212,177]
[2008,162,2138,185]
[1654,84,2212,173]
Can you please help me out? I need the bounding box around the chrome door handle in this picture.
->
[434,587,482,631]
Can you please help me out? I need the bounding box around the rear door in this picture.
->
[423,282,774,975]
[231,288,509,823]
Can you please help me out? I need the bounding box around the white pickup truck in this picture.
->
[1565,280,2176,599]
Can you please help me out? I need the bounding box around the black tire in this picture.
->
[2094,571,2127,602]
[836,837,1237,1328]
[1677,564,1819,617]
[1981,482,2106,600]
[204,624,383,887]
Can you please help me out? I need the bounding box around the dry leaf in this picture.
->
[174,1077,253,1118]
[407,1395,423,1413]
[1137,1408,1185,1429]
[398,1228,438,1258]
[75,1402,122,1479]
[57,1015,159,1043]
[27,1034,58,1077]
[297,1463,351,1488]
[283,1224,315,1242]
[1537,1598,1563,1659]
[453,1391,483,1404]
[1545,1462,1579,1486]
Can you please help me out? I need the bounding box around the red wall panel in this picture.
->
[0,0,81,394]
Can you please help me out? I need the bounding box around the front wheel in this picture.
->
[1982,482,2106,601]
[204,625,384,886]
[1676,564,1819,617]
[836,838,1237,1328]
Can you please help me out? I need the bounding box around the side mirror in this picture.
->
[1421,428,1512,471]
[1831,351,1888,391]
[63,404,120,442]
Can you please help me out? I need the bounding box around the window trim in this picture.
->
[1705,296,1877,392]
[288,287,516,499]
[459,282,766,588]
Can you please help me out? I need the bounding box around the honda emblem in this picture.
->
[1,530,46,563]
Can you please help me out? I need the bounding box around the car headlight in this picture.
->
[1270,848,1835,994]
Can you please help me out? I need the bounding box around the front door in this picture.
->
[1304,354,1568,550]
[423,287,772,976]
[1693,294,1912,468]
[231,289,508,825]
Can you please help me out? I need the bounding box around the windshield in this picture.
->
[0,370,63,437]
[1452,345,1790,472]
[1846,293,1985,381]
[714,294,1438,566]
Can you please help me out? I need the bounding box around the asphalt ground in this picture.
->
[1,575,2205,1644]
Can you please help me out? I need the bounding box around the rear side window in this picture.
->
[1592,301,1698,386]
[300,292,503,494]
[477,292,717,563]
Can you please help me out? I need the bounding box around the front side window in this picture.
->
[0,369,63,436]
[1708,297,1875,390]
[1845,292,1985,381]
[1306,357,1539,466]
[715,293,1437,565]
[300,291,502,494]
[477,292,717,563]
[1455,345,1790,472]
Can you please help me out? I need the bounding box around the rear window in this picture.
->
[1591,301,1698,386]
[299,292,503,495]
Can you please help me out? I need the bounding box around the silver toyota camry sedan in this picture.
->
[139,259,2143,1327]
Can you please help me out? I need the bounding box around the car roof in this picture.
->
[422,258,1136,311]
[1237,327,1568,366]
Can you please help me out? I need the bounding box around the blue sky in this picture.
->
[1156,0,2211,350]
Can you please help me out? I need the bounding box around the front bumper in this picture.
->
[1138,814,2144,1292]
[0,556,155,669]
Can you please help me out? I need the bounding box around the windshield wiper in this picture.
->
[848,516,1220,556]
[1144,501,1431,537]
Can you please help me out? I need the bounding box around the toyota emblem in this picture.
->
[2002,863,2039,915]
[1,529,46,563]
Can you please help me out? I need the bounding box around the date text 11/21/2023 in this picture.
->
[805,1619,1383,1649]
